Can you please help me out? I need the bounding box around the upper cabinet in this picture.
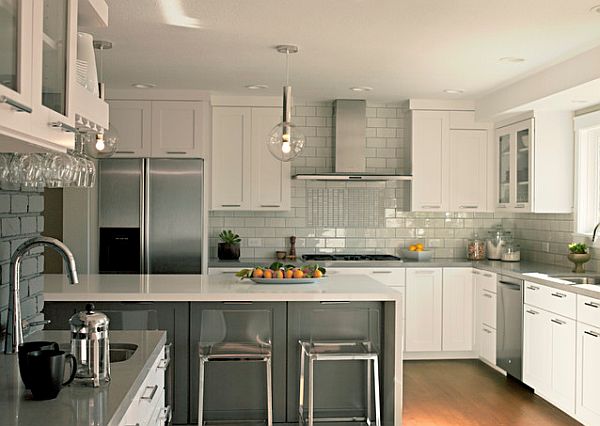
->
[411,109,492,212]
[494,112,573,213]
[0,0,109,153]
[211,105,290,211]
[108,100,208,158]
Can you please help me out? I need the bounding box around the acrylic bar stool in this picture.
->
[298,340,381,426]
[197,309,273,426]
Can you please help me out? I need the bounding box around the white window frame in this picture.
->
[574,110,600,244]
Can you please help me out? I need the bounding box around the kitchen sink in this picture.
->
[551,275,600,285]
[59,342,138,363]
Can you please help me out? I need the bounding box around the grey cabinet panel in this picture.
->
[43,302,190,425]
[189,302,287,423]
[286,302,383,422]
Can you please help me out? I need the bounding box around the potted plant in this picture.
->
[567,243,591,273]
[218,230,241,260]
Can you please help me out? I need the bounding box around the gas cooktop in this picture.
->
[301,254,402,262]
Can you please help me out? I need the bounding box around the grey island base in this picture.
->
[43,273,403,425]
[0,330,167,426]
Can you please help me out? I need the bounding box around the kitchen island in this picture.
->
[0,330,167,426]
[43,273,403,425]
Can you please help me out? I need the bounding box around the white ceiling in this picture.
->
[91,0,600,102]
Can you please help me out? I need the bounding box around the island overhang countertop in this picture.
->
[43,273,402,302]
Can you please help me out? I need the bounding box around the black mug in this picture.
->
[18,341,60,389]
[26,349,77,400]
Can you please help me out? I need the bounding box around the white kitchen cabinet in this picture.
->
[523,306,552,391]
[549,314,576,415]
[576,321,600,424]
[449,129,488,211]
[442,268,474,351]
[405,268,443,352]
[479,325,496,365]
[494,112,573,213]
[211,106,252,210]
[110,100,152,156]
[211,106,290,211]
[151,101,206,157]
[478,289,496,329]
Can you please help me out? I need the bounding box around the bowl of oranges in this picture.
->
[402,243,433,261]
[236,262,326,284]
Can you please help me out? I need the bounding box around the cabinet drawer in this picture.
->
[480,289,496,329]
[474,270,497,293]
[122,351,165,426]
[525,281,575,319]
[480,325,496,365]
[524,281,545,307]
[326,268,406,286]
[208,267,242,275]
[578,295,600,328]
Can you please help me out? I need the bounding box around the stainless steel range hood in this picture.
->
[293,99,412,181]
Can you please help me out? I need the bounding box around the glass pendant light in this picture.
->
[267,45,305,162]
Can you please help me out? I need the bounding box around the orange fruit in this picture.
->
[416,243,424,251]
[263,269,273,279]
[285,269,294,279]
[293,269,304,279]
[275,270,284,279]
[252,268,264,278]
[409,245,417,251]
[313,269,323,278]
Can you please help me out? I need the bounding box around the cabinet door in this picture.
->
[576,322,600,425]
[211,107,252,210]
[479,325,496,365]
[109,100,152,157]
[30,0,77,150]
[405,268,442,352]
[0,0,34,137]
[523,306,551,391]
[442,268,474,351]
[251,107,290,211]
[548,315,576,415]
[411,111,449,211]
[512,119,532,211]
[151,101,206,157]
[495,127,512,209]
[479,289,496,329]
[449,129,488,211]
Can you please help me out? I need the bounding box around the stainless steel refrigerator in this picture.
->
[98,158,204,274]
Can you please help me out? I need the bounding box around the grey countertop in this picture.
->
[0,330,167,426]
[208,257,473,269]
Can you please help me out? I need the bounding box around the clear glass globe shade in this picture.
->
[267,121,305,161]
[85,124,119,159]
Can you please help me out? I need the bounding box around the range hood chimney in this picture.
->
[293,100,412,181]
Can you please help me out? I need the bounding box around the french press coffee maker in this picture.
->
[69,303,111,387]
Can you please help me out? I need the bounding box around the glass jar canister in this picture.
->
[467,233,486,260]
[502,240,521,262]
[486,226,511,260]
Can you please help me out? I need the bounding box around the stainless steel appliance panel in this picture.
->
[146,159,203,274]
[496,275,523,380]
[98,159,143,228]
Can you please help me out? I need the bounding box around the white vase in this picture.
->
[77,32,99,96]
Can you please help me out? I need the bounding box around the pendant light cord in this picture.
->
[285,51,290,86]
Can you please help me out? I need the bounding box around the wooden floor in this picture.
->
[403,360,581,426]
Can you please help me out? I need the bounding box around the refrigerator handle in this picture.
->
[143,159,151,274]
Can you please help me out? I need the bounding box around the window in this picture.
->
[574,111,600,239]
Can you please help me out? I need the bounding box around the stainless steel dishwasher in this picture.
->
[496,275,524,380]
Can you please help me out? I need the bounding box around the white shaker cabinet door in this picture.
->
[405,268,443,352]
[442,268,474,351]
[411,111,449,212]
[548,314,576,415]
[151,101,206,157]
[479,325,496,365]
[251,107,290,211]
[576,322,600,425]
[109,100,152,157]
[211,107,252,210]
[522,306,551,392]
[449,129,488,211]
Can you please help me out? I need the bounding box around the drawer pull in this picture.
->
[514,204,526,209]
[320,301,350,305]
[551,292,567,298]
[421,205,441,209]
[141,384,158,401]
[372,270,393,274]
[222,302,253,305]
[482,328,492,334]
[526,309,539,315]
[221,204,241,207]
[459,205,478,209]
[483,293,493,299]
[0,95,32,113]
[158,343,172,370]
[260,204,281,208]
[414,270,436,274]
[527,286,539,291]
[584,330,600,338]
[117,150,136,154]
[483,273,493,278]
[49,121,77,133]
[497,205,507,209]
[584,302,599,309]
[550,318,566,325]
[166,151,187,154]
[472,270,479,275]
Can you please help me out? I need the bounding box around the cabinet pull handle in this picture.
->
[472,270,479,275]
[222,301,253,305]
[551,318,566,325]
[421,205,441,209]
[414,270,436,274]
[483,273,493,278]
[372,270,393,274]
[483,293,493,298]
[482,328,492,334]
[0,95,32,113]
[166,151,187,154]
[527,285,539,291]
[526,309,539,315]
[497,205,507,209]
[584,330,600,338]
[551,292,567,298]
[49,121,77,133]
[140,384,158,401]
[320,301,350,304]
[260,204,281,207]
[459,205,478,209]
[514,204,526,209]
[221,204,241,207]
[219,271,237,274]
[158,343,172,370]
[584,302,599,309]
[117,150,136,154]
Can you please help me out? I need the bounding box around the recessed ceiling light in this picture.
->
[499,57,526,63]
[443,89,464,94]
[245,84,269,90]
[132,83,156,89]
[590,5,600,14]
[350,86,373,92]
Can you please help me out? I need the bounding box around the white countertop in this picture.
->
[44,273,401,302]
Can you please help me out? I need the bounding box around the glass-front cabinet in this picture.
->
[495,118,534,211]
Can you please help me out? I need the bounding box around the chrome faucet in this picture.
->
[593,222,600,243]
[4,237,79,354]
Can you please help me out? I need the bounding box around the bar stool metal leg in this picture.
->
[198,355,206,426]
[299,347,305,424]
[373,356,381,426]
[266,356,273,426]
[307,356,315,426]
